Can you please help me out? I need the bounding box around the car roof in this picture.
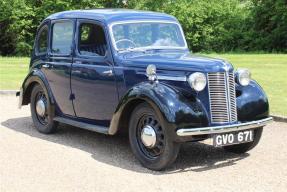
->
[45,9,178,24]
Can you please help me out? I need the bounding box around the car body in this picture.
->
[17,9,272,170]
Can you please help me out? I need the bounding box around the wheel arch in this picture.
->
[108,82,208,135]
[22,81,38,105]
[113,98,146,135]
[21,70,55,106]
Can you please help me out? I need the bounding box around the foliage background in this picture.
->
[0,0,286,56]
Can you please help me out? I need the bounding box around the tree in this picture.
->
[249,0,287,52]
[0,0,286,55]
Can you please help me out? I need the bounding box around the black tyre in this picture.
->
[129,102,180,170]
[223,127,263,154]
[30,84,58,134]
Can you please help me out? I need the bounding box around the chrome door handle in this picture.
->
[42,64,50,68]
[102,70,113,76]
[74,61,82,64]
[73,70,82,74]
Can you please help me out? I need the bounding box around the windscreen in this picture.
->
[111,22,186,51]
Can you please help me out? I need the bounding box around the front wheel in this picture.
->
[223,127,263,154]
[129,102,180,170]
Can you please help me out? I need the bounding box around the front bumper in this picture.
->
[177,117,273,136]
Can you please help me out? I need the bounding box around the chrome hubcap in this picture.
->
[36,99,46,117]
[141,125,157,148]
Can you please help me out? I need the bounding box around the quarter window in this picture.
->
[36,26,48,54]
[52,21,74,54]
[78,23,107,56]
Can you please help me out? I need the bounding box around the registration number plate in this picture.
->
[213,130,254,147]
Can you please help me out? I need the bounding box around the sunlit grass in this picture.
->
[0,57,29,90]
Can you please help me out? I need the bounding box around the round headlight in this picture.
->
[188,72,207,91]
[236,69,251,86]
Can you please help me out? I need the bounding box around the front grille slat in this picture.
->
[228,73,237,122]
[208,72,237,124]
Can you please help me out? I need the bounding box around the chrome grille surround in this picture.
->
[207,72,237,124]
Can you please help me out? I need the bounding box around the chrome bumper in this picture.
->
[177,117,273,136]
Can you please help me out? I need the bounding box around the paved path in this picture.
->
[0,95,286,192]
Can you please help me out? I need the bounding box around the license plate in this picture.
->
[213,130,254,147]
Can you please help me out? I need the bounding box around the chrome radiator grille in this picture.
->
[207,72,237,123]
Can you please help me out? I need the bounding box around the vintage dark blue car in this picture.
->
[17,9,272,170]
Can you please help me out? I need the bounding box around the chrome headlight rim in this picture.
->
[236,68,251,86]
[188,72,207,92]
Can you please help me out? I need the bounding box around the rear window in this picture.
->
[51,21,74,54]
[36,26,48,54]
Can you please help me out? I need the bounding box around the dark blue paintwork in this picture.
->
[70,19,118,126]
[236,81,269,121]
[20,9,269,140]
[45,9,178,24]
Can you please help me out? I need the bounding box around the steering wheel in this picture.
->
[115,39,136,49]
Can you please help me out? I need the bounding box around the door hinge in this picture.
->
[69,93,75,100]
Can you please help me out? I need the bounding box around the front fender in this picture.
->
[237,80,269,121]
[21,69,55,106]
[109,82,208,135]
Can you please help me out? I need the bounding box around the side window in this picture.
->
[52,21,73,54]
[36,26,48,54]
[78,23,107,56]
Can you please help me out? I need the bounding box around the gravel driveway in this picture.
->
[0,95,286,192]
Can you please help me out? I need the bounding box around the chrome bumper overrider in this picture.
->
[177,117,273,136]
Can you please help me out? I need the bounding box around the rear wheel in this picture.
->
[129,102,180,170]
[30,84,58,134]
[223,127,263,154]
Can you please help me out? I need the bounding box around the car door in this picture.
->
[71,19,118,126]
[43,19,75,116]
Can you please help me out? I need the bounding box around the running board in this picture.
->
[53,117,109,135]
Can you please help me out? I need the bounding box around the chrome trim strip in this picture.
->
[157,75,187,81]
[176,117,273,136]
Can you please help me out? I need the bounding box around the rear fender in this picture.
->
[21,69,55,106]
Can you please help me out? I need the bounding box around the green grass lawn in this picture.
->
[0,54,286,116]
[0,57,30,90]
